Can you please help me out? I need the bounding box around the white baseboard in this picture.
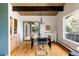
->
[57,40,73,51]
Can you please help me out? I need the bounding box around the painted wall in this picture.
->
[20,16,56,41]
[57,3,79,52]
[10,4,23,41]
[0,3,8,55]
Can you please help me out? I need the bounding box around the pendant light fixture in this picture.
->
[40,10,43,24]
[40,16,43,23]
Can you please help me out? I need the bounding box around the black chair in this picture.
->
[31,37,34,49]
[37,38,47,50]
[35,38,48,56]
[37,38,47,44]
[48,35,51,49]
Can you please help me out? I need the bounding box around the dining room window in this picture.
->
[63,9,79,43]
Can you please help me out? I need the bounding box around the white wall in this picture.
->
[41,16,57,41]
[20,16,56,41]
[57,3,79,52]
[9,4,23,41]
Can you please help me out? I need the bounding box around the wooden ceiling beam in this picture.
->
[13,6,64,11]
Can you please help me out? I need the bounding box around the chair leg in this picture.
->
[48,42,51,49]
[31,42,33,49]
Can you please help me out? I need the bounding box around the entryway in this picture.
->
[23,22,40,41]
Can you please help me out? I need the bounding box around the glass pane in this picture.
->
[64,9,79,43]
[31,22,39,38]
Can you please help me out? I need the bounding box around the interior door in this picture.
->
[23,22,30,40]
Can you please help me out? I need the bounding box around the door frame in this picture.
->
[23,21,40,41]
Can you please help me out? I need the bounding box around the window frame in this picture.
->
[63,9,79,44]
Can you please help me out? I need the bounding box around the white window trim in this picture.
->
[63,9,79,44]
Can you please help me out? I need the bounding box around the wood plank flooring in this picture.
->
[11,41,70,56]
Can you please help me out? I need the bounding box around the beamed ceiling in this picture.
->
[12,3,65,16]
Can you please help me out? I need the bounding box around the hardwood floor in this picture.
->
[11,41,70,56]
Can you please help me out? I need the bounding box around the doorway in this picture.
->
[23,22,40,41]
